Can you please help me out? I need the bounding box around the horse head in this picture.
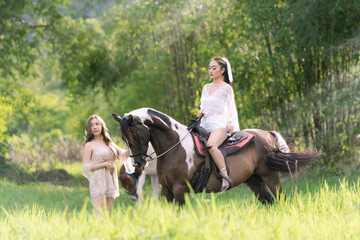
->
[118,164,143,201]
[112,113,151,168]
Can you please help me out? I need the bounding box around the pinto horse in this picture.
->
[112,108,320,205]
[118,145,160,201]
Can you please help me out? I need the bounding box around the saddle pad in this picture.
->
[193,133,206,155]
[192,131,255,157]
[223,132,255,149]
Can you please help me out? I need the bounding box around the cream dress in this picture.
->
[200,83,240,132]
[82,145,120,200]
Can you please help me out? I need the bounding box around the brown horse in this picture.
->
[112,108,320,205]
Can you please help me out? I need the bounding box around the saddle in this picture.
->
[189,125,255,193]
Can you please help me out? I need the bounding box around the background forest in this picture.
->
[1,0,359,177]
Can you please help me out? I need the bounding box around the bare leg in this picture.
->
[92,194,104,215]
[106,197,115,214]
[207,129,228,169]
[207,129,230,191]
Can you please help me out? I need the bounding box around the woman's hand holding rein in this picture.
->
[226,121,234,133]
[196,109,204,118]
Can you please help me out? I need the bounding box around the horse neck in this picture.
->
[147,121,188,158]
[147,125,179,156]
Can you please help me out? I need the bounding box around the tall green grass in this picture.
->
[1,175,359,239]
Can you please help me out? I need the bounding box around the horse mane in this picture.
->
[120,115,136,145]
[147,109,172,127]
[120,107,186,145]
[130,108,183,129]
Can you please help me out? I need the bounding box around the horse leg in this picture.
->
[262,172,284,200]
[161,184,174,202]
[136,172,146,200]
[173,183,188,206]
[245,174,274,205]
[151,175,160,201]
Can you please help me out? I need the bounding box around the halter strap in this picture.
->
[120,172,137,186]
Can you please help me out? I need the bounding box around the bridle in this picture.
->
[127,115,203,164]
[127,120,154,163]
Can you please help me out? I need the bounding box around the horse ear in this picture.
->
[128,114,135,123]
[112,113,122,123]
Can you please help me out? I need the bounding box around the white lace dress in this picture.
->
[82,146,120,200]
[200,83,240,132]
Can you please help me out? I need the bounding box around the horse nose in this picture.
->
[133,162,141,168]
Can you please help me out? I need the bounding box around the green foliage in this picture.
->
[0,96,13,165]
[0,0,63,77]
[0,0,359,170]
[240,0,360,167]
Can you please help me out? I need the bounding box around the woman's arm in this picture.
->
[198,84,207,116]
[224,86,236,133]
[225,86,240,132]
[112,142,130,160]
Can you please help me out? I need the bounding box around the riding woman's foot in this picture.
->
[221,178,230,192]
[219,167,233,192]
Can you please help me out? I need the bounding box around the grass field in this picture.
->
[0,165,359,239]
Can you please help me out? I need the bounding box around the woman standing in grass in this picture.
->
[82,114,129,214]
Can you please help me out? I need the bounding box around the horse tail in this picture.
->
[268,131,290,153]
[266,131,320,173]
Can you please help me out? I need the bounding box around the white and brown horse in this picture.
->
[118,144,160,201]
[113,108,320,205]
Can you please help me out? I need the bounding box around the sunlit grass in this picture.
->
[1,175,359,239]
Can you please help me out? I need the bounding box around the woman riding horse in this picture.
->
[113,108,320,205]
[197,57,239,192]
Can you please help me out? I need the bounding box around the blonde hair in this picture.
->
[84,114,117,156]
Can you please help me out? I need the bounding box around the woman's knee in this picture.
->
[206,136,219,148]
[206,145,218,154]
[206,141,214,148]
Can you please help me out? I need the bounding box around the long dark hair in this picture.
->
[211,57,232,87]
